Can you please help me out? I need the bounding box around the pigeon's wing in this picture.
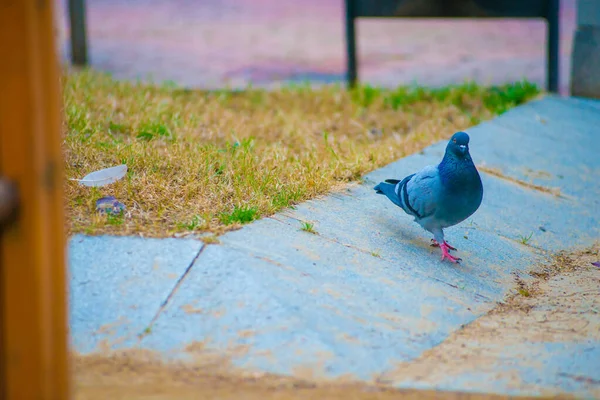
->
[404,165,442,219]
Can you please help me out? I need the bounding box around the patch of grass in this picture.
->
[518,232,534,245]
[177,215,205,231]
[106,211,125,226]
[482,80,540,115]
[138,326,152,339]
[136,120,173,141]
[300,221,316,234]
[219,205,259,225]
[63,69,541,237]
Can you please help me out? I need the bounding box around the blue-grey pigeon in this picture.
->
[374,131,483,263]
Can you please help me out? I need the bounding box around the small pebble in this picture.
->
[368,128,382,137]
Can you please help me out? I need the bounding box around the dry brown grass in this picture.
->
[63,69,540,237]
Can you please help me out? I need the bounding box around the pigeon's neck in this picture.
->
[439,151,478,189]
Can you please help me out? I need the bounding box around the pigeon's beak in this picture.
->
[459,144,467,153]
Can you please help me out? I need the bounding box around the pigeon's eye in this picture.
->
[452,139,457,143]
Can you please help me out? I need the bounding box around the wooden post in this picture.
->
[0,0,70,398]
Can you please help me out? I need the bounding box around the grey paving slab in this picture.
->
[487,96,600,147]
[568,96,600,111]
[69,234,203,353]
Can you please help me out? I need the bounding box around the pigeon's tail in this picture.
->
[374,174,418,215]
[374,179,403,208]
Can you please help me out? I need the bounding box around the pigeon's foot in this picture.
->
[431,239,457,251]
[440,242,461,263]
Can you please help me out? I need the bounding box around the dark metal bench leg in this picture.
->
[546,0,560,93]
[345,0,358,88]
[68,0,88,65]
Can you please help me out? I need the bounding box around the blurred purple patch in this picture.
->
[592,261,600,268]
[96,196,126,215]
[224,61,344,84]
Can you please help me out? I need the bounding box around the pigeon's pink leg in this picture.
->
[430,239,457,251]
[439,242,461,263]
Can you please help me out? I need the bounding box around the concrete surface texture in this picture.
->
[69,95,600,397]
[55,0,576,93]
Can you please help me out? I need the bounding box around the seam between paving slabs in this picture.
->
[142,244,207,334]
[269,214,380,257]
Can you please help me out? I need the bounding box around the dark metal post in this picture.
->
[546,0,560,92]
[68,0,88,65]
[344,0,358,88]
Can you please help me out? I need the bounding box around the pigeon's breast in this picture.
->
[437,170,483,227]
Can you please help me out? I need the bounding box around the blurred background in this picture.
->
[53,0,575,93]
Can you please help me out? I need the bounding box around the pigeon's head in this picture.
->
[447,131,470,158]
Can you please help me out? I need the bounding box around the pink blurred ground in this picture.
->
[55,0,576,92]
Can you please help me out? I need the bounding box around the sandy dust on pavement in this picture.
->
[382,245,600,397]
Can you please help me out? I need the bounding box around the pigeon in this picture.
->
[374,131,483,263]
